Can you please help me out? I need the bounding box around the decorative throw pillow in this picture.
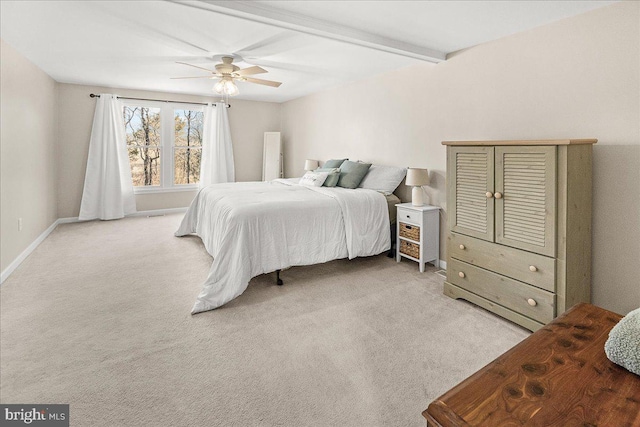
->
[323,158,348,169]
[337,160,372,189]
[359,164,407,195]
[605,307,640,375]
[315,167,341,187]
[299,171,329,187]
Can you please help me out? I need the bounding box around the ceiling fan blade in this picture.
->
[234,32,309,57]
[244,57,329,76]
[170,76,215,79]
[176,62,215,73]
[244,76,282,88]
[236,65,268,76]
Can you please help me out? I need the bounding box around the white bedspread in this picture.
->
[175,180,390,313]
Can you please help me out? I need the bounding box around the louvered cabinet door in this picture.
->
[495,146,556,256]
[448,146,494,241]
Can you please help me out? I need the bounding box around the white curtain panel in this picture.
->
[78,94,136,221]
[199,102,235,188]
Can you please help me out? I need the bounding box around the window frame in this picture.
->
[122,100,204,194]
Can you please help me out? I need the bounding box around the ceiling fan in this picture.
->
[171,55,282,96]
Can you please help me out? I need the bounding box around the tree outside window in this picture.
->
[174,110,203,185]
[124,106,161,186]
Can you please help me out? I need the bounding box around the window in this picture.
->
[173,109,203,185]
[124,106,161,186]
[123,102,204,192]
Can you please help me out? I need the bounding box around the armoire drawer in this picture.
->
[448,259,555,324]
[448,233,556,292]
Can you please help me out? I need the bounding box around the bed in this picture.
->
[176,178,401,314]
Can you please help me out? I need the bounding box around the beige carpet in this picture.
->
[1,214,529,426]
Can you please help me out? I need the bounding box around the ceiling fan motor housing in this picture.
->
[215,56,240,75]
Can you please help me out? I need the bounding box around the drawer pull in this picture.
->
[527,298,537,307]
[494,192,503,199]
[529,265,538,272]
[459,244,466,250]
[458,272,466,278]
[485,192,493,198]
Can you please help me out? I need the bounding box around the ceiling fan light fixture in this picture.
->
[212,78,239,96]
[213,79,225,94]
[224,79,239,96]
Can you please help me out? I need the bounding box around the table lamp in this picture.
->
[406,168,430,206]
[304,159,319,171]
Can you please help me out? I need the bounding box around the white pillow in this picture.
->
[299,171,329,187]
[358,164,407,194]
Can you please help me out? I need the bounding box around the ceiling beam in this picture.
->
[176,0,446,63]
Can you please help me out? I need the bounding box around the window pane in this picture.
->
[174,148,201,185]
[128,146,161,186]
[124,106,161,186]
[124,106,161,147]
[174,110,203,147]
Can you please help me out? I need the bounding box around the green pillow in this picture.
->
[337,160,372,189]
[315,167,341,187]
[323,158,348,168]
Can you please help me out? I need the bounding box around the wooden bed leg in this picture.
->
[276,269,284,286]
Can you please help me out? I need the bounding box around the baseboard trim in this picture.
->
[1,218,60,284]
[57,217,80,224]
[439,260,447,269]
[1,207,189,284]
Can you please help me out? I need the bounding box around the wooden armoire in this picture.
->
[443,139,597,331]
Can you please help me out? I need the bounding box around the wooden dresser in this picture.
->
[423,303,640,427]
[443,139,597,331]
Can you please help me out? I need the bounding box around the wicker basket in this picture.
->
[399,222,420,241]
[400,240,420,258]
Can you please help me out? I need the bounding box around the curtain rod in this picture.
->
[89,93,230,108]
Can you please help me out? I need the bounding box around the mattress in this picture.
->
[386,193,401,224]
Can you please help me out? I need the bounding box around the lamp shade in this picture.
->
[406,168,429,186]
[304,159,319,171]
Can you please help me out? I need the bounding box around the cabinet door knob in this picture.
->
[485,192,494,198]
[527,298,537,307]
[459,244,466,250]
[494,192,503,199]
[458,271,466,278]
[529,265,538,272]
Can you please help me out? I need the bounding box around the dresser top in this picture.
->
[442,139,597,146]
[423,303,639,427]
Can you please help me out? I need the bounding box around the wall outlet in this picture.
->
[18,218,23,231]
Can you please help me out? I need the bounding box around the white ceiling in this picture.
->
[0,1,616,103]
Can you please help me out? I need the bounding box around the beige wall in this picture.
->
[281,2,640,315]
[1,40,58,273]
[57,84,281,217]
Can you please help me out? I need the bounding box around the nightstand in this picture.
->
[396,203,440,272]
